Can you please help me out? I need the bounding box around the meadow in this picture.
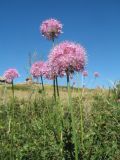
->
[0,17,120,160]
[0,82,120,160]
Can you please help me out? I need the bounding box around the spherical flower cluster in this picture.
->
[30,61,44,78]
[40,18,63,40]
[42,61,53,80]
[48,41,87,76]
[42,61,61,80]
[82,71,88,77]
[94,72,99,78]
[3,68,19,82]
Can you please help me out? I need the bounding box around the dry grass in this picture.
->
[0,83,107,112]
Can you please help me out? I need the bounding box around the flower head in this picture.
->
[42,61,58,80]
[94,72,99,78]
[30,61,44,78]
[49,41,87,76]
[3,68,19,82]
[82,71,88,77]
[40,18,63,40]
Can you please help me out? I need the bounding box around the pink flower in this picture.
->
[40,18,63,40]
[42,61,58,80]
[30,61,44,78]
[82,71,88,77]
[94,72,99,78]
[42,61,52,79]
[48,41,87,76]
[3,68,19,82]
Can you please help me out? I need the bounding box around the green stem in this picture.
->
[53,78,56,101]
[52,37,63,157]
[10,80,15,159]
[43,107,45,160]
[56,76,59,97]
[58,97,63,158]
[77,73,84,153]
[52,39,57,101]
[11,80,14,100]
[80,102,84,150]
[41,76,44,91]
[52,38,55,47]
[67,73,78,160]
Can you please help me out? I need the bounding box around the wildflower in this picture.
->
[49,41,87,76]
[42,61,56,80]
[3,68,19,83]
[40,18,63,40]
[30,61,44,78]
[30,61,45,90]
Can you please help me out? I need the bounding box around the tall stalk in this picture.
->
[77,73,84,154]
[53,78,56,101]
[56,76,59,97]
[52,38,60,99]
[9,80,15,159]
[60,105,63,158]
[52,36,62,156]
[80,100,84,150]
[11,80,14,100]
[66,72,78,160]
[41,76,44,91]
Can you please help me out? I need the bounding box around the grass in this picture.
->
[0,83,120,160]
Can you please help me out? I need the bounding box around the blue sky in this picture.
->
[0,0,120,87]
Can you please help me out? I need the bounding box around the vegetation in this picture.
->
[0,84,120,160]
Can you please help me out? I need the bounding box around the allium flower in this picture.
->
[42,61,56,80]
[3,68,19,82]
[40,18,63,40]
[94,72,99,78]
[30,61,44,78]
[82,71,88,77]
[49,41,87,76]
